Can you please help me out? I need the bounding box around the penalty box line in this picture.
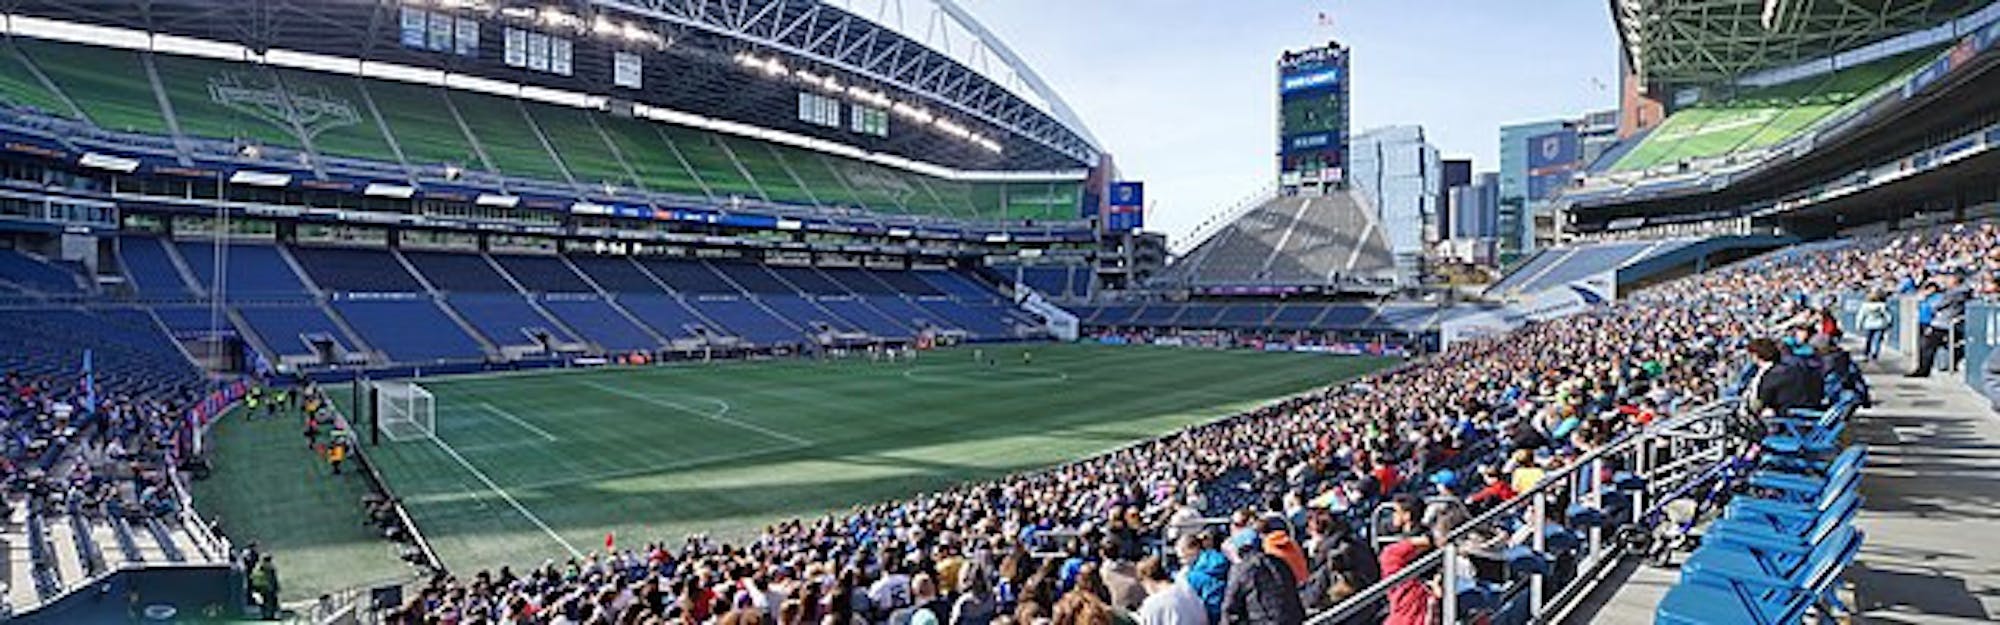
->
[581,380,811,446]
[426,434,583,558]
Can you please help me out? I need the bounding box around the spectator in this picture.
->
[1098,536,1147,612]
[1135,556,1208,625]
[1220,530,1305,625]
[1378,495,1436,625]
[1175,534,1229,625]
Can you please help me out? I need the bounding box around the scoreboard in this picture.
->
[1278,42,1350,190]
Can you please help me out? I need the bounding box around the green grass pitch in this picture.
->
[195,344,1395,598]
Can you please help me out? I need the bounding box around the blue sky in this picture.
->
[960,0,1621,240]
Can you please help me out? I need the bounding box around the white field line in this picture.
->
[479,402,560,442]
[427,435,582,558]
[582,380,810,446]
[495,440,816,492]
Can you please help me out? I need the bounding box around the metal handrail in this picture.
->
[1307,399,1740,624]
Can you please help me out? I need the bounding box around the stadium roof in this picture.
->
[1612,0,1985,87]
[596,0,1104,165]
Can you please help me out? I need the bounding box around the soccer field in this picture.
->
[203,344,1394,592]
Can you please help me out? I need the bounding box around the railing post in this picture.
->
[1441,541,1458,624]
[1531,491,1547,617]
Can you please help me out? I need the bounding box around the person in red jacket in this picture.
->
[1378,495,1437,625]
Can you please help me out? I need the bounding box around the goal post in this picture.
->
[371,380,436,442]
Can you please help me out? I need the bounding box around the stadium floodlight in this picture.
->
[229,171,292,187]
[363,183,416,199]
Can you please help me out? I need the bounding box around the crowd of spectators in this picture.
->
[1,371,204,522]
[358,222,2000,625]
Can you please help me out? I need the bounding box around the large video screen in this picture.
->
[1278,44,1349,184]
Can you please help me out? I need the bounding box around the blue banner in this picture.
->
[1968,301,1997,397]
[1525,129,1581,174]
[1108,182,1144,207]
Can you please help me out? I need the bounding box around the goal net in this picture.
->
[372,380,436,442]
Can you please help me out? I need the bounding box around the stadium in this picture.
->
[0,0,1994,623]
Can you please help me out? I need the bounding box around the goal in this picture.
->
[372,380,436,442]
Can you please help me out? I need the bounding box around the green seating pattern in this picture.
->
[659,126,763,200]
[362,80,481,171]
[0,41,73,117]
[718,136,819,205]
[527,103,634,190]
[450,92,568,181]
[1610,47,1943,172]
[16,39,168,135]
[269,68,398,162]
[594,117,711,199]
[150,55,300,149]
[0,36,1085,222]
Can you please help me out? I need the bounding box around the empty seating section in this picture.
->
[767,266,846,294]
[538,298,657,350]
[492,255,592,293]
[236,305,352,356]
[914,271,996,302]
[719,137,818,205]
[689,298,798,344]
[0,307,199,396]
[1002,181,1079,221]
[568,256,666,293]
[118,238,193,296]
[0,249,82,294]
[292,247,423,292]
[818,268,894,295]
[1490,249,1566,294]
[149,306,232,338]
[149,55,299,148]
[1080,302,1402,332]
[450,92,568,181]
[1269,305,1325,329]
[526,103,632,189]
[269,68,398,162]
[14,39,167,134]
[641,258,740,294]
[332,299,482,361]
[761,295,853,332]
[1491,240,1667,297]
[449,294,567,346]
[863,296,941,330]
[1215,304,1276,327]
[172,241,307,297]
[1612,48,1938,171]
[659,127,763,199]
[617,294,711,340]
[1523,242,1654,290]
[709,262,793,293]
[920,299,1013,338]
[404,251,517,292]
[594,117,711,198]
[770,146,864,208]
[823,156,913,213]
[818,298,909,336]
[1174,193,1396,285]
[0,42,71,116]
[361,81,480,170]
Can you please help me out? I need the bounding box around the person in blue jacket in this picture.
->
[1175,532,1231,624]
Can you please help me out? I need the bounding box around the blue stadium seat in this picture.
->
[117,237,194,297]
[237,304,354,357]
[568,256,667,293]
[539,297,659,350]
[616,294,715,340]
[640,258,740,295]
[292,247,424,293]
[492,254,593,293]
[448,294,571,346]
[332,298,484,361]
[687,297,800,344]
[0,249,84,295]
[405,251,518,292]
[173,241,309,298]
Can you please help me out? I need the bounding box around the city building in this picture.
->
[1349,125,1441,281]
[1496,109,1617,262]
